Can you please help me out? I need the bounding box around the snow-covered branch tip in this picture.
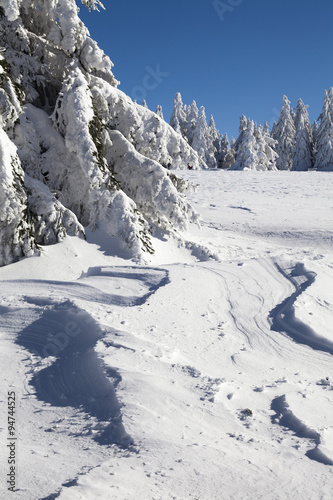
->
[81,0,105,12]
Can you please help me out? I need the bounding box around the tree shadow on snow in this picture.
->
[16,300,132,447]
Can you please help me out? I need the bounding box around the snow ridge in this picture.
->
[269,262,333,355]
[271,395,333,466]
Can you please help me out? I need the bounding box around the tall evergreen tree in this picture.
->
[156,105,164,120]
[272,95,296,170]
[170,92,186,136]
[172,117,182,135]
[218,133,229,168]
[314,87,333,170]
[208,115,222,168]
[230,118,257,170]
[257,124,278,171]
[184,100,199,145]
[271,121,277,138]
[221,134,235,169]
[312,120,319,144]
[311,120,319,164]
[192,106,214,168]
[233,115,248,158]
[231,118,277,171]
[292,99,313,171]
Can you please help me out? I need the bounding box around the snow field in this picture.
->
[0,171,333,499]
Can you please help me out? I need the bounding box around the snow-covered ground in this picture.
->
[1,171,333,500]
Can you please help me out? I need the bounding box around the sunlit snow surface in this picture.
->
[1,171,333,499]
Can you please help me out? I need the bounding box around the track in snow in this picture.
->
[3,266,170,307]
[269,262,333,355]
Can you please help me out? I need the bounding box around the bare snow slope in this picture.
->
[0,171,333,500]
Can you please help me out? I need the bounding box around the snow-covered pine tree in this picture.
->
[314,87,333,171]
[0,127,37,266]
[255,124,278,171]
[208,115,223,168]
[230,118,277,171]
[230,118,257,170]
[221,134,235,169]
[156,105,164,120]
[169,96,227,169]
[292,99,313,171]
[170,92,187,137]
[185,100,199,145]
[312,120,319,144]
[0,10,84,267]
[272,95,296,170]
[191,106,208,162]
[232,114,248,159]
[311,120,319,164]
[0,0,202,265]
[192,106,215,168]
[217,133,228,168]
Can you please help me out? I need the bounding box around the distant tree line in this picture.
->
[162,89,333,171]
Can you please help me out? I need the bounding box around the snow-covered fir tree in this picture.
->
[230,118,257,170]
[192,106,216,168]
[0,0,202,266]
[170,92,187,137]
[230,117,277,171]
[156,105,164,120]
[256,124,278,171]
[169,95,232,169]
[312,120,319,144]
[221,134,235,169]
[311,120,319,163]
[314,87,333,171]
[208,115,223,168]
[292,99,313,171]
[232,114,248,159]
[272,95,296,170]
[217,133,229,168]
[185,100,199,145]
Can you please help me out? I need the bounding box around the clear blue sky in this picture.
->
[78,0,333,140]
